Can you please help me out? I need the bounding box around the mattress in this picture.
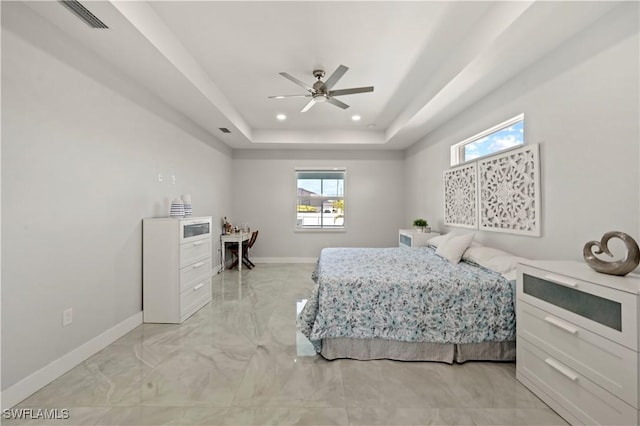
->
[297,246,516,361]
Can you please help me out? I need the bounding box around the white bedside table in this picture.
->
[516,260,640,425]
[398,229,439,247]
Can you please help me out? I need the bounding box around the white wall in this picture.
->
[1,6,232,393]
[231,150,406,259]
[2,0,638,408]
[404,3,639,262]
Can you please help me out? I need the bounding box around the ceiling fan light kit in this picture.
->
[269,64,374,112]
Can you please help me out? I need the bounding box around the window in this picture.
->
[296,169,345,230]
[451,114,524,166]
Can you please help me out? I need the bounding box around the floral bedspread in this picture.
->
[297,247,515,351]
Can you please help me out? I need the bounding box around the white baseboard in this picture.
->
[1,311,143,410]
[252,257,318,264]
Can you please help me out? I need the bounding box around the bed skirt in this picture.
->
[319,338,515,364]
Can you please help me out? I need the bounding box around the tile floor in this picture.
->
[6,264,567,425]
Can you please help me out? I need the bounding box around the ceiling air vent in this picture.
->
[219,128,231,134]
[59,1,108,29]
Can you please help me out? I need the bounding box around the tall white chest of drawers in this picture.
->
[143,216,213,323]
[516,260,640,425]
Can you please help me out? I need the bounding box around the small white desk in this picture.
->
[220,232,251,271]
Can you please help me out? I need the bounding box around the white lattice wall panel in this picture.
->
[478,144,540,236]
[444,163,477,229]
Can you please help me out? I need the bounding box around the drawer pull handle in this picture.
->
[193,283,204,291]
[544,316,578,335]
[192,262,205,269]
[545,274,578,288]
[545,358,578,382]
[192,241,203,246]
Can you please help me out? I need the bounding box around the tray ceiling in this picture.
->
[13,1,620,150]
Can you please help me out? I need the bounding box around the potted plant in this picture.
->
[413,218,430,233]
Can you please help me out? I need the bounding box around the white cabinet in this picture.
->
[143,216,213,323]
[516,260,640,425]
[398,229,439,247]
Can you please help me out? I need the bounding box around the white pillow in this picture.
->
[484,255,527,274]
[461,245,527,280]
[426,232,453,248]
[462,245,512,264]
[486,256,527,281]
[436,233,475,264]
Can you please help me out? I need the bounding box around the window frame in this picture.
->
[295,167,346,232]
[450,113,525,166]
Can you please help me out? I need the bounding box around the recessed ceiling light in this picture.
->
[367,123,376,128]
[351,115,361,121]
[276,114,286,121]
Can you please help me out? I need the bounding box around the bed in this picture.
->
[297,238,522,363]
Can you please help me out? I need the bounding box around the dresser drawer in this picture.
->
[517,339,637,426]
[518,264,638,351]
[179,257,211,291]
[518,301,638,407]
[180,278,211,320]
[180,238,211,267]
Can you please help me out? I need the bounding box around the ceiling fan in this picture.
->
[268,64,374,112]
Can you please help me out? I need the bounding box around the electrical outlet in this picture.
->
[62,308,73,327]
[158,173,163,183]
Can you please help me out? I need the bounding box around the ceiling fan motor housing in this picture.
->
[312,69,326,79]
[312,70,327,94]
[313,80,326,93]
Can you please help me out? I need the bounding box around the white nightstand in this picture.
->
[398,229,439,248]
[516,260,640,425]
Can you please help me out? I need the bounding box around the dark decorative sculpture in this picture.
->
[583,231,640,276]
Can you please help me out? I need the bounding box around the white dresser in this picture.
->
[143,216,213,323]
[398,229,439,247]
[516,260,640,425]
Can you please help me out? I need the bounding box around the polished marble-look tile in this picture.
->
[140,344,252,407]
[8,263,567,425]
[439,362,549,409]
[220,407,349,426]
[18,344,159,407]
[232,346,346,408]
[341,359,460,409]
[347,407,568,426]
[346,407,445,425]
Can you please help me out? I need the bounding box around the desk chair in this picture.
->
[229,230,259,270]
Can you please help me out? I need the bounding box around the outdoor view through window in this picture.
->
[463,119,524,161]
[296,169,345,230]
[452,114,525,165]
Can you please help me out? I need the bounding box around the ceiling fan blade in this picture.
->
[279,72,313,92]
[301,98,317,112]
[329,86,374,97]
[323,64,349,90]
[326,97,349,110]
[268,94,312,99]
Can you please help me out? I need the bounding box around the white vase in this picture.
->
[169,198,184,218]
[181,194,192,217]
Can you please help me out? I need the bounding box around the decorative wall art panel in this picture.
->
[444,163,478,229]
[478,144,540,236]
